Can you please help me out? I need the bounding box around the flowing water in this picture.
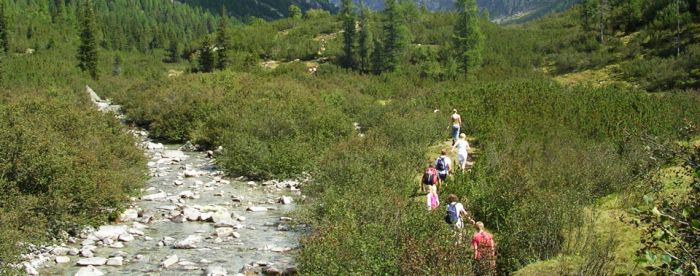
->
[42,143,301,275]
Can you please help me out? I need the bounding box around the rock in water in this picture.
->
[161,254,179,268]
[214,227,236,237]
[93,225,127,240]
[118,233,134,242]
[179,191,196,199]
[173,235,202,249]
[184,170,199,178]
[74,265,104,276]
[246,206,268,212]
[55,256,71,264]
[183,207,201,221]
[142,191,167,201]
[206,265,228,276]
[119,209,138,222]
[51,246,71,256]
[76,257,107,266]
[179,141,197,151]
[277,196,293,205]
[24,263,39,275]
[106,256,124,266]
[211,210,232,223]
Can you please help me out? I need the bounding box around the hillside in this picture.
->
[329,0,580,22]
[180,0,337,20]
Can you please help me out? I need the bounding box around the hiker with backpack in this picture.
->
[420,164,439,193]
[445,194,475,230]
[435,149,452,189]
[426,185,440,210]
[472,221,497,275]
[449,109,462,146]
[452,133,471,171]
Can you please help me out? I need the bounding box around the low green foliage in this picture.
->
[0,93,146,264]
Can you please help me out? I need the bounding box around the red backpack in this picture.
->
[422,167,438,185]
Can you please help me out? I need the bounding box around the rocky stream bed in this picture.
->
[16,88,303,276]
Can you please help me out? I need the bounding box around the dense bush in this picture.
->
[0,93,146,265]
[620,44,700,91]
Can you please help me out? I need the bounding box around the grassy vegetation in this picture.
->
[0,0,699,274]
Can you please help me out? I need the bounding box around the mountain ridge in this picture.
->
[180,0,579,22]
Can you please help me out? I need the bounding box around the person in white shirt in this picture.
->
[434,148,452,190]
[446,194,475,230]
[452,133,470,171]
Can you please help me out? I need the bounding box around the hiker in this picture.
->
[421,164,439,193]
[435,149,452,189]
[449,109,462,145]
[426,185,440,210]
[445,194,475,230]
[472,221,496,275]
[452,133,470,171]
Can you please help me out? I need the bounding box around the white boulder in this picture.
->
[76,257,107,266]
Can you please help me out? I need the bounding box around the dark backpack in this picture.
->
[444,203,459,224]
[422,168,436,185]
[436,157,447,171]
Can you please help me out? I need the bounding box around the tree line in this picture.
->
[338,0,485,76]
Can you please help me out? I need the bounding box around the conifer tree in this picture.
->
[52,0,65,23]
[216,6,232,70]
[358,7,373,74]
[199,38,214,73]
[453,0,484,75]
[288,5,302,19]
[0,2,8,53]
[371,38,384,74]
[112,55,122,76]
[340,0,357,68]
[381,0,409,72]
[77,0,99,80]
[167,40,181,63]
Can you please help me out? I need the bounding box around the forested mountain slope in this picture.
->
[329,0,580,21]
[4,0,217,53]
[179,0,337,20]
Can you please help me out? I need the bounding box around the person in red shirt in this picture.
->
[472,221,496,275]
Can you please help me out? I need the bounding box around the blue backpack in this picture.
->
[445,203,459,224]
[436,157,447,171]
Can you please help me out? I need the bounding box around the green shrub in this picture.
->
[0,94,146,264]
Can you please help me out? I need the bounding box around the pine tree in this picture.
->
[452,0,484,75]
[358,7,373,74]
[167,40,181,63]
[0,1,8,53]
[216,6,232,70]
[112,55,122,76]
[288,5,302,19]
[51,0,66,24]
[381,0,409,72]
[199,38,214,73]
[340,0,357,68]
[77,0,99,80]
[371,38,384,74]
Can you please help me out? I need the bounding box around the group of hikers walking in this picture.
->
[421,109,497,275]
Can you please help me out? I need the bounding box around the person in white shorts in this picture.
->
[452,133,470,171]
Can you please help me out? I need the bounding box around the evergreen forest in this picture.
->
[0,0,699,274]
